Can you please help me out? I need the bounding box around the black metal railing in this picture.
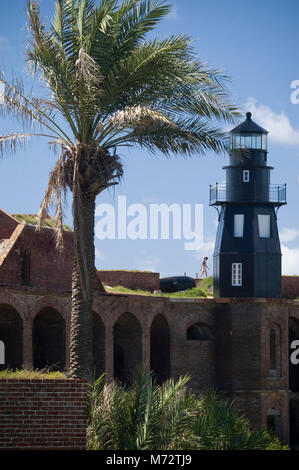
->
[209,183,287,205]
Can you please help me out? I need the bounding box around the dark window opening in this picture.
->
[150,315,170,385]
[33,307,65,371]
[187,323,212,341]
[0,305,23,370]
[267,415,275,433]
[267,412,282,440]
[270,331,276,370]
[113,313,142,386]
[21,249,31,284]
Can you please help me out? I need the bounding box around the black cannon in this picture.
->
[159,276,195,293]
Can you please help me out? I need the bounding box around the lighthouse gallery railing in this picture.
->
[209,183,287,206]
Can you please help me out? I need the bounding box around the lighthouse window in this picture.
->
[258,214,271,238]
[243,170,250,182]
[232,263,242,286]
[234,214,244,237]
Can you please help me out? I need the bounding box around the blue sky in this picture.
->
[1,0,299,276]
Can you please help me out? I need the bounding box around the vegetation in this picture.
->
[0,369,66,379]
[12,213,72,231]
[199,275,213,291]
[104,284,209,297]
[87,369,288,450]
[0,0,239,378]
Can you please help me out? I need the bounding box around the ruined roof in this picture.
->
[0,225,26,269]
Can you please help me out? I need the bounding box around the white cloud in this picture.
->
[245,98,299,145]
[281,244,299,275]
[280,228,299,243]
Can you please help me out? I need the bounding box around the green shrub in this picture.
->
[0,369,66,379]
[87,369,288,450]
[199,275,213,291]
[165,287,208,298]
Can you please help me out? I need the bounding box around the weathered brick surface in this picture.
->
[0,211,18,239]
[0,226,74,292]
[97,270,159,291]
[0,379,87,450]
[282,276,299,298]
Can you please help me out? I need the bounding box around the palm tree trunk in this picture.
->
[69,191,95,379]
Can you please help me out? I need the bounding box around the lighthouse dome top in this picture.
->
[230,112,268,151]
[230,112,268,134]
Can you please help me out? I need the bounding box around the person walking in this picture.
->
[199,257,209,278]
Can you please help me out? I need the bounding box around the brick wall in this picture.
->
[0,379,87,449]
[97,270,160,291]
[282,276,299,298]
[0,211,18,239]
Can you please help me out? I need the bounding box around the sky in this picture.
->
[1,0,299,276]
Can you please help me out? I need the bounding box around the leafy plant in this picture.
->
[0,368,66,379]
[199,275,213,291]
[87,369,288,450]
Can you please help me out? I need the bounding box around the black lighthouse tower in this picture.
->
[210,112,286,298]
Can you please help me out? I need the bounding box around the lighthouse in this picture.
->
[210,112,286,298]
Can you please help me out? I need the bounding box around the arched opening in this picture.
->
[113,313,142,386]
[0,304,23,370]
[289,317,299,448]
[267,323,281,377]
[21,249,31,285]
[150,315,170,384]
[93,312,105,378]
[185,322,214,391]
[187,323,213,341]
[270,330,276,370]
[33,307,65,371]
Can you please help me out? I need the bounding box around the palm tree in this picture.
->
[0,0,239,379]
[87,369,288,450]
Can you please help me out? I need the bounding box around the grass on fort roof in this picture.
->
[0,369,67,379]
[12,214,72,232]
[98,269,154,272]
[104,285,211,298]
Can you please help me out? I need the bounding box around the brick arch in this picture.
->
[113,312,142,385]
[33,306,66,371]
[186,322,213,341]
[0,303,23,369]
[30,296,70,321]
[0,293,27,320]
[264,321,282,377]
[184,315,214,332]
[106,302,144,331]
[150,314,170,384]
[289,310,299,324]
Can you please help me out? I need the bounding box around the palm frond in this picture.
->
[103,114,230,155]
[0,133,33,156]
